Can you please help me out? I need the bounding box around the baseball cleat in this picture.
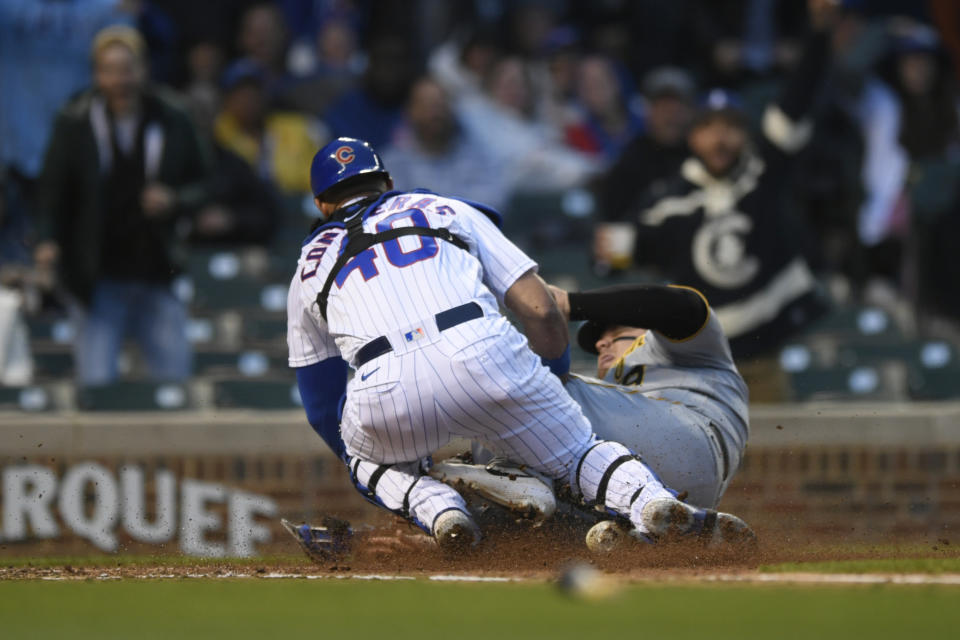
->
[429,458,557,524]
[281,516,353,564]
[432,509,481,554]
[638,497,757,548]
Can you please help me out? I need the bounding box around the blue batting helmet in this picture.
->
[309,137,389,198]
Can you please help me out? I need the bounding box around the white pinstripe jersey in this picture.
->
[287,192,536,368]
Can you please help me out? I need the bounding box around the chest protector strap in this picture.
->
[317,213,470,321]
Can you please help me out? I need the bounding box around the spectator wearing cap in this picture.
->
[591,66,696,222]
[213,59,324,194]
[594,0,838,381]
[38,25,210,386]
[381,76,508,210]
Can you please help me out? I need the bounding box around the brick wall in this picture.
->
[720,445,960,539]
[2,405,958,554]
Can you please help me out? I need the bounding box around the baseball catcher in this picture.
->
[284,136,755,560]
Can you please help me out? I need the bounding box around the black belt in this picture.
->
[354,302,484,367]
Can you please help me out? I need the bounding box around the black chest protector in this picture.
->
[316,207,469,321]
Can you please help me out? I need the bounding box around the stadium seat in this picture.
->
[212,379,301,409]
[909,157,960,224]
[189,277,259,310]
[908,365,960,400]
[272,226,312,257]
[31,350,74,379]
[0,386,55,411]
[186,315,220,345]
[907,340,960,400]
[189,278,289,312]
[779,343,817,372]
[193,350,288,377]
[534,246,592,279]
[26,315,75,345]
[186,247,277,284]
[504,189,595,248]
[503,191,565,234]
[264,251,297,280]
[243,315,288,345]
[834,339,920,368]
[279,193,314,225]
[186,249,240,283]
[787,364,899,401]
[76,381,195,411]
[529,245,622,292]
[806,305,902,340]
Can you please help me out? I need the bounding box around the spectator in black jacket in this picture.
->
[591,66,695,222]
[38,26,209,386]
[594,0,837,373]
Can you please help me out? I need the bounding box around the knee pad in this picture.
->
[349,457,469,533]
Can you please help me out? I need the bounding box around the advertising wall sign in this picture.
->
[1,463,277,556]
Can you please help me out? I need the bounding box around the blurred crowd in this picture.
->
[2,0,960,389]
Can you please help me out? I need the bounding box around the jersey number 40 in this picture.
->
[333,209,440,286]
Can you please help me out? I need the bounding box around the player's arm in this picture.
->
[287,269,349,459]
[555,283,735,368]
[450,199,571,376]
[295,357,349,461]
[561,283,708,341]
[504,270,571,378]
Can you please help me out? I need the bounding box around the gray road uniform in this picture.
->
[565,286,749,509]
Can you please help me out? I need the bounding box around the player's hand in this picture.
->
[141,183,176,218]
[547,284,571,320]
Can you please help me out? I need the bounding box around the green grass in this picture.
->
[762,556,960,574]
[1,579,959,640]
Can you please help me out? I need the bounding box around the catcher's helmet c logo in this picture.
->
[334,146,355,166]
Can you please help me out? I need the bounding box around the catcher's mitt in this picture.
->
[281,516,353,564]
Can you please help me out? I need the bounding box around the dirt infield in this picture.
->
[3,519,958,583]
